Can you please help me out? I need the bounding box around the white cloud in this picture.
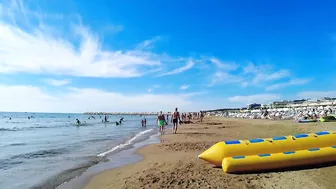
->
[209,71,243,87]
[210,58,238,70]
[267,70,291,80]
[243,62,271,74]
[266,79,310,91]
[252,69,291,85]
[180,84,189,90]
[0,84,209,113]
[297,91,336,99]
[43,79,71,86]
[147,84,161,93]
[157,60,194,76]
[228,94,281,105]
[136,36,161,50]
[207,62,294,88]
[0,22,162,77]
[0,1,178,78]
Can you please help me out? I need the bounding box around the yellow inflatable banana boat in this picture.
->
[222,146,336,173]
[198,131,336,167]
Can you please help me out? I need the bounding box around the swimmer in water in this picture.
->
[76,119,81,125]
[119,117,124,125]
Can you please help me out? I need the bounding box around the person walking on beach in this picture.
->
[171,107,181,134]
[200,111,204,122]
[157,111,166,135]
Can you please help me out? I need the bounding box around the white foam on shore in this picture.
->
[97,129,154,157]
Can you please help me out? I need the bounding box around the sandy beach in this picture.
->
[84,117,336,189]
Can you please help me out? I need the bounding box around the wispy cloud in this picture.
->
[43,79,71,86]
[243,62,271,74]
[208,71,243,87]
[297,91,336,99]
[266,78,310,91]
[136,36,161,50]
[210,58,238,71]
[157,60,194,76]
[180,84,189,90]
[0,1,182,78]
[241,62,294,87]
[147,84,161,93]
[228,94,281,105]
[252,69,291,85]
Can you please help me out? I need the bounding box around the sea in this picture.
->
[0,112,159,189]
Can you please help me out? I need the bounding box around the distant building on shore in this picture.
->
[205,97,336,113]
[247,103,261,110]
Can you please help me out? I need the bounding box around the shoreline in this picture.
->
[57,132,160,189]
[84,117,336,189]
[31,126,159,189]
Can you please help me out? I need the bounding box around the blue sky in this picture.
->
[0,0,335,113]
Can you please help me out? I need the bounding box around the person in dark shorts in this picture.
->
[200,111,204,122]
[171,107,181,134]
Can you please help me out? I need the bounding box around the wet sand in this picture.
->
[84,117,336,189]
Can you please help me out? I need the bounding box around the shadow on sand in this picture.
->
[213,161,336,174]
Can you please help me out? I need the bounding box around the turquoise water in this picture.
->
[0,112,158,189]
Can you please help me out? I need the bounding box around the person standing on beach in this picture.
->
[171,107,181,134]
[157,111,166,135]
[200,111,204,122]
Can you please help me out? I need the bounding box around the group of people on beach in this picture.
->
[156,107,181,135]
[74,109,205,134]
[156,108,204,135]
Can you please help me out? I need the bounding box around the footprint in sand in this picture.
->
[217,125,235,129]
[206,122,223,125]
[158,142,214,152]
